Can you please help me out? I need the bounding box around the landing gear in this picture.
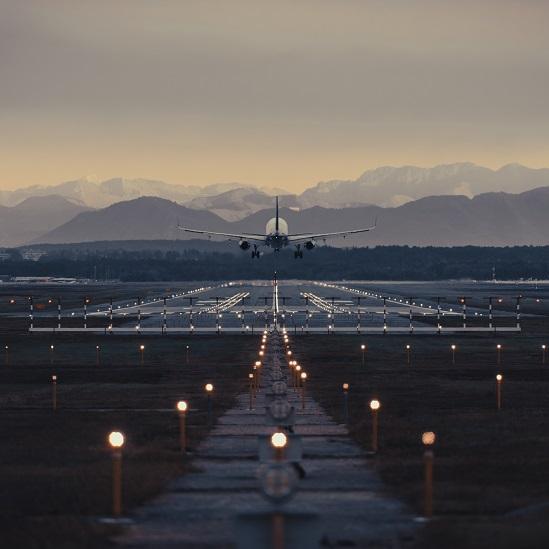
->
[251,245,261,258]
[294,244,303,259]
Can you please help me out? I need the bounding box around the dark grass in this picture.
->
[0,322,256,548]
[297,317,549,548]
[0,282,173,314]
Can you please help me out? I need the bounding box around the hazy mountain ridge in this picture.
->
[0,195,92,247]
[299,163,549,208]
[3,163,549,248]
[0,177,287,210]
[187,189,301,221]
[32,197,233,244]
[3,163,549,217]
[32,186,549,247]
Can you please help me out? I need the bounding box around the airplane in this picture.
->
[177,197,377,258]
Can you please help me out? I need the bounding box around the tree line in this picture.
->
[2,245,549,281]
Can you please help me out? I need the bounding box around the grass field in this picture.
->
[0,317,255,548]
[299,318,549,549]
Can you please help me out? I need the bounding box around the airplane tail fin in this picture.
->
[275,196,279,232]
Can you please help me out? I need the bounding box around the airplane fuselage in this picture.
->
[264,216,289,250]
[265,231,289,251]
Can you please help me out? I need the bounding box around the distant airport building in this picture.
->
[12,277,52,283]
[11,276,81,284]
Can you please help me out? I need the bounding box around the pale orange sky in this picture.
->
[1,0,548,192]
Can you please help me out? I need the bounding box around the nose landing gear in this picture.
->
[251,245,261,258]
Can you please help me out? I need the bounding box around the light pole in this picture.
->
[205,383,214,426]
[84,298,90,329]
[270,432,288,549]
[370,399,381,453]
[139,344,145,365]
[271,431,288,462]
[496,344,502,365]
[253,363,258,390]
[108,431,125,517]
[342,383,349,425]
[176,401,188,455]
[361,344,366,367]
[49,344,55,366]
[186,345,190,364]
[288,360,294,387]
[4,345,9,366]
[295,365,302,391]
[288,360,295,386]
[51,374,57,411]
[406,344,411,365]
[300,372,307,410]
[255,360,262,388]
[422,431,435,518]
[543,344,547,365]
[450,344,456,365]
[96,345,100,366]
[496,374,503,410]
[249,373,254,410]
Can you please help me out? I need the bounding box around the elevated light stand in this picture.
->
[460,296,472,329]
[408,297,416,334]
[383,297,387,334]
[430,296,446,335]
[187,297,196,334]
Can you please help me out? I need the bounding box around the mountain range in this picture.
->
[30,186,549,247]
[1,163,549,248]
[3,163,549,216]
[0,196,91,247]
[0,176,287,211]
[299,163,549,208]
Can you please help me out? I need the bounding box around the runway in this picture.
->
[26,279,522,335]
[115,330,416,548]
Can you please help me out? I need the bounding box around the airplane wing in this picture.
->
[287,220,377,243]
[177,226,265,242]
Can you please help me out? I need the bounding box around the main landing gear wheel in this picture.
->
[251,245,261,258]
[294,245,303,259]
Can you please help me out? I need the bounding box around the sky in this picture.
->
[0,0,548,192]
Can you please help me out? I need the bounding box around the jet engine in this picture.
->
[239,240,250,250]
[305,240,316,250]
